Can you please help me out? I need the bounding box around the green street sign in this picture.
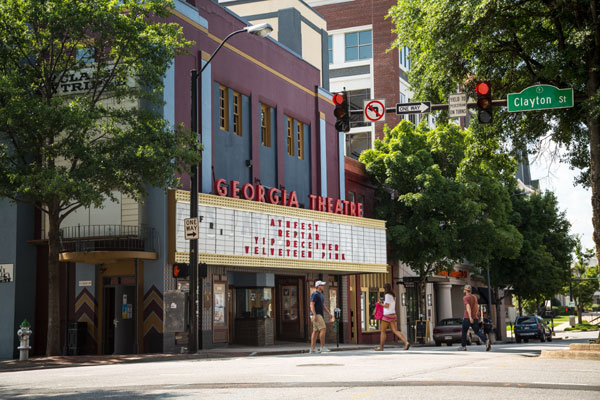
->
[507,84,573,112]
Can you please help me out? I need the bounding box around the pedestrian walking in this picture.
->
[482,312,492,341]
[309,280,335,354]
[375,283,410,351]
[458,285,491,351]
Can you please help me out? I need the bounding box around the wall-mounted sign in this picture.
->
[78,280,92,287]
[214,179,364,217]
[0,264,13,283]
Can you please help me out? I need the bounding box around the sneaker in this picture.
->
[320,347,331,352]
[457,346,467,351]
[308,348,317,354]
[486,340,491,351]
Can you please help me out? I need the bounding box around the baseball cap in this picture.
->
[315,280,326,288]
[463,284,472,292]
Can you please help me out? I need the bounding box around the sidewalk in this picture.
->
[0,343,378,373]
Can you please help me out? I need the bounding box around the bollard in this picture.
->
[17,320,32,361]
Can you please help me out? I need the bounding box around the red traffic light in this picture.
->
[475,82,490,96]
[333,93,344,105]
[173,263,189,278]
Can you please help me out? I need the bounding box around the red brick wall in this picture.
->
[315,0,402,139]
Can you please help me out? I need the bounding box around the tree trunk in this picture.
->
[587,0,600,343]
[577,301,583,325]
[46,202,62,356]
[518,296,523,317]
[418,273,427,343]
[493,288,502,341]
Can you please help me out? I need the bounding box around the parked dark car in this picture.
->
[433,318,483,346]
[514,315,552,343]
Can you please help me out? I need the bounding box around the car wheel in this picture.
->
[547,335,552,342]
[516,336,522,344]
[540,333,546,342]
[435,341,441,347]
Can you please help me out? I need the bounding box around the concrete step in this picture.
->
[569,343,600,351]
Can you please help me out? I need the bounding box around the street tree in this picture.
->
[388,0,600,268]
[0,0,198,355]
[360,120,520,319]
[490,191,576,316]
[565,238,597,324]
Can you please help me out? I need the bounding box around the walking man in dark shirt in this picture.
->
[458,285,491,351]
[309,280,334,354]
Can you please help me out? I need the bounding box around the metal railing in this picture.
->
[58,224,158,253]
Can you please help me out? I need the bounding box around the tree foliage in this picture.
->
[490,191,576,308]
[388,0,600,269]
[565,238,597,323]
[360,120,521,314]
[0,0,198,355]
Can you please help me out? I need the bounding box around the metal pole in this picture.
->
[486,267,494,339]
[189,69,199,353]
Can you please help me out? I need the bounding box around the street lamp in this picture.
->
[188,23,272,354]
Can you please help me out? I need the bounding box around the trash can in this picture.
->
[67,321,87,355]
[569,315,576,327]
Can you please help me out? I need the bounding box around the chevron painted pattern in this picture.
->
[143,285,164,353]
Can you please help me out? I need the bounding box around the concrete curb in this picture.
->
[540,350,600,361]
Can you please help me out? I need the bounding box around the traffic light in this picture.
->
[172,263,189,278]
[475,81,493,124]
[333,91,350,132]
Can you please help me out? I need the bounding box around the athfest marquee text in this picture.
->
[214,179,364,217]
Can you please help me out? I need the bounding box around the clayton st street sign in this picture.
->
[507,84,573,113]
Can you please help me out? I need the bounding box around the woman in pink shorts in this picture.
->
[375,283,410,351]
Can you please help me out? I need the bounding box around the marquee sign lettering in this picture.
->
[214,178,364,217]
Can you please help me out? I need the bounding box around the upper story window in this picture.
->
[399,46,410,70]
[328,35,333,64]
[260,104,271,147]
[297,121,305,160]
[233,91,242,136]
[287,117,294,156]
[219,85,229,131]
[345,30,372,61]
[348,89,370,128]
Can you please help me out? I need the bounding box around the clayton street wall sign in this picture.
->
[507,84,573,112]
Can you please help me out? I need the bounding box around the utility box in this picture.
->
[164,290,188,333]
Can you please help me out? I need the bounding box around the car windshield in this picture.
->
[517,316,537,324]
[440,318,462,326]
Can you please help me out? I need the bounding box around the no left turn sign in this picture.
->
[364,99,386,123]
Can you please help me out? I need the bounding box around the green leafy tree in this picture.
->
[490,191,576,317]
[360,120,520,319]
[566,238,597,324]
[388,0,600,271]
[0,0,198,355]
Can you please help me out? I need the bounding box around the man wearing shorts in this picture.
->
[309,280,334,354]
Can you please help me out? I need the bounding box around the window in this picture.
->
[348,89,370,128]
[359,273,389,333]
[260,104,271,147]
[233,91,242,136]
[345,30,372,61]
[297,121,304,160]
[399,46,410,70]
[328,35,333,64]
[347,191,355,202]
[219,85,228,131]
[286,117,294,156]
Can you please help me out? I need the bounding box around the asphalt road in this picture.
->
[0,331,598,400]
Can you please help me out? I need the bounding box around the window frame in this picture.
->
[219,85,229,131]
[233,91,242,136]
[345,30,372,62]
[328,35,333,64]
[260,104,271,147]
[297,121,304,160]
[286,117,294,156]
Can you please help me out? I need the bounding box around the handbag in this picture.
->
[374,302,384,320]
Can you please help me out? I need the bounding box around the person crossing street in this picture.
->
[458,285,491,351]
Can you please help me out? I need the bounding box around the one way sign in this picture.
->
[395,102,431,115]
[184,217,199,240]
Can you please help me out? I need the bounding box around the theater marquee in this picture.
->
[168,190,388,274]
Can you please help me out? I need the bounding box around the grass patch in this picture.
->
[564,322,599,332]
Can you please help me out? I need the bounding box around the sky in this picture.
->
[529,152,594,252]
